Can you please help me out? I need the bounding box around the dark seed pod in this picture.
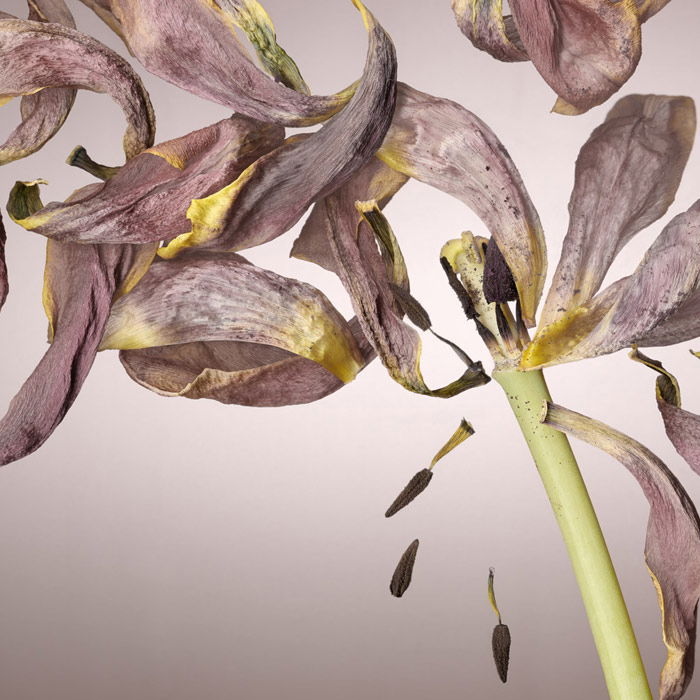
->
[390,539,419,597]
[385,469,433,517]
[492,623,511,683]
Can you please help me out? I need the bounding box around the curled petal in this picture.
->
[291,156,408,275]
[378,83,545,326]
[158,2,397,258]
[636,0,672,22]
[541,94,696,327]
[211,0,309,93]
[632,350,700,477]
[542,402,700,700]
[102,253,366,385]
[75,0,130,46]
[9,116,284,245]
[315,190,490,397]
[509,0,641,114]
[0,1,77,165]
[0,239,156,466]
[0,18,155,159]
[119,316,374,407]
[452,0,528,62]
[523,200,700,369]
[107,0,358,126]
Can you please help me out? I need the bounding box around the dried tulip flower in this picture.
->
[0,2,699,700]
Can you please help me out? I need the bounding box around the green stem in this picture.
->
[493,368,652,700]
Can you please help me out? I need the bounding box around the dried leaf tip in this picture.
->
[488,568,511,683]
[390,539,419,597]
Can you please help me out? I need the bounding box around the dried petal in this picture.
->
[390,539,419,597]
[158,2,397,258]
[0,180,156,466]
[0,17,155,159]
[291,156,408,276]
[508,0,641,115]
[105,0,356,126]
[211,0,309,93]
[119,319,375,407]
[542,402,700,700]
[319,193,490,397]
[102,253,365,385]
[452,0,528,62]
[523,200,700,369]
[378,83,545,326]
[385,469,433,518]
[0,1,77,165]
[632,350,700,478]
[10,116,284,245]
[540,94,696,327]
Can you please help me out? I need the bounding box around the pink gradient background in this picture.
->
[1,1,699,697]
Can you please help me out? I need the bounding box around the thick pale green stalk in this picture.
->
[494,368,652,700]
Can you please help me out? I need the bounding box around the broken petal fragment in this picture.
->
[9,116,284,245]
[102,253,365,385]
[159,2,397,257]
[107,0,356,126]
[542,402,700,700]
[632,350,700,478]
[509,0,641,114]
[0,1,77,165]
[541,94,696,327]
[0,17,155,159]
[452,0,528,62]
[378,83,545,326]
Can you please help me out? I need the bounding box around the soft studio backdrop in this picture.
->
[0,1,698,698]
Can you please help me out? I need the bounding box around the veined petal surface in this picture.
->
[0,17,155,158]
[378,83,545,326]
[0,0,77,165]
[541,94,696,327]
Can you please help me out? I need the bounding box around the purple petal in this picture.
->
[632,350,700,478]
[104,0,358,126]
[119,317,375,407]
[523,200,700,368]
[158,3,397,258]
[541,94,696,327]
[378,82,545,327]
[0,17,155,159]
[102,253,366,385]
[0,1,77,165]
[452,0,528,62]
[508,0,641,114]
[543,402,700,700]
[9,116,284,244]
